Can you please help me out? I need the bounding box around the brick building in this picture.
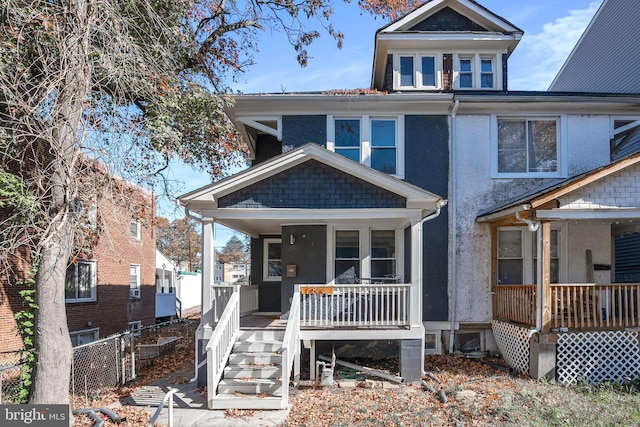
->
[0,175,156,351]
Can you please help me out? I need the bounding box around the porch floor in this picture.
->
[240,313,287,330]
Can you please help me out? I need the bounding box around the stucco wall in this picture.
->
[452,114,612,323]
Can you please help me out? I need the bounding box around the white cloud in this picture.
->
[508,1,602,91]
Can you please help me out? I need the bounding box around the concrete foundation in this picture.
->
[400,339,423,383]
[529,333,557,381]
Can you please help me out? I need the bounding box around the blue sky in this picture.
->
[160,0,604,245]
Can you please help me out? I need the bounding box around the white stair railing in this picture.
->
[281,288,301,409]
[206,284,241,408]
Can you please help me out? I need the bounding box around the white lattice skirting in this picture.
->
[557,330,640,385]
[491,321,533,375]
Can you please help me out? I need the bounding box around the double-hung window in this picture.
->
[396,54,438,89]
[130,264,141,299]
[65,259,97,302]
[494,116,565,177]
[329,116,404,178]
[455,54,500,90]
[130,219,141,240]
[333,228,400,284]
[480,57,494,89]
[459,57,473,88]
[497,227,560,285]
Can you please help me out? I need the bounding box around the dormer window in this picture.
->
[481,57,494,88]
[459,57,473,88]
[453,53,501,90]
[393,53,441,90]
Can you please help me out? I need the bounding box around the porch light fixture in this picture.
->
[290,234,295,245]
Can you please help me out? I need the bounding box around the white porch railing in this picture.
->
[206,285,240,408]
[298,284,410,327]
[281,288,301,408]
[210,285,235,325]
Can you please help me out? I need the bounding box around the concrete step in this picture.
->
[228,352,282,365]
[238,330,285,342]
[233,341,282,353]
[209,395,286,410]
[223,364,281,379]
[217,378,283,396]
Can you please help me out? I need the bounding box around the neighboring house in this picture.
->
[223,263,249,283]
[549,0,640,94]
[0,172,156,350]
[179,0,640,409]
[65,180,156,344]
[156,249,178,320]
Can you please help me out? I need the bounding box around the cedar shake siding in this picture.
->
[218,159,406,209]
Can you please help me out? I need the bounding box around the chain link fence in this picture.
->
[0,316,196,405]
[0,352,27,404]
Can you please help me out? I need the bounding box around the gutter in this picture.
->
[448,100,460,354]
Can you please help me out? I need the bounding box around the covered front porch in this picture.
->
[479,153,640,384]
[179,143,445,408]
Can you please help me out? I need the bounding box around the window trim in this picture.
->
[130,219,141,240]
[496,226,566,285]
[70,327,99,347]
[491,114,567,178]
[263,238,282,282]
[392,52,442,90]
[327,225,404,285]
[65,259,97,303]
[327,115,405,179]
[130,264,141,299]
[453,53,502,90]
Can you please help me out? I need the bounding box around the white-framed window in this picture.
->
[130,219,141,240]
[492,115,566,178]
[497,227,562,285]
[65,259,97,303]
[458,56,473,88]
[328,115,405,178]
[263,239,282,281]
[130,264,141,299]
[330,226,402,284]
[394,53,440,90]
[454,53,501,90]
[480,57,494,89]
[70,327,99,347]
[128,321,142,336]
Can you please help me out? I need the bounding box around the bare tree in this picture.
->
[0,0,417,410]
[157,217,202,271]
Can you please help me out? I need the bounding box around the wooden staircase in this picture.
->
[209,329,287,409]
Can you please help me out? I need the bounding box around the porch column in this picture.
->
[197,218,216,387]
[201,219,215,325]
[530,219,556,381]
[540,220,552,333]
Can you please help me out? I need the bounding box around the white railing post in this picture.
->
[281,286,301,409]
[206,285,240,408]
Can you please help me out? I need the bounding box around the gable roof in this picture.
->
[372,0,523,89]
[477,151,640,222]
[379,0,522,34]
[179,143,443,213]
[550,0,640,94]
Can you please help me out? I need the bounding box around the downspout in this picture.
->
[448,99,460,354]
[419,199,448,370]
